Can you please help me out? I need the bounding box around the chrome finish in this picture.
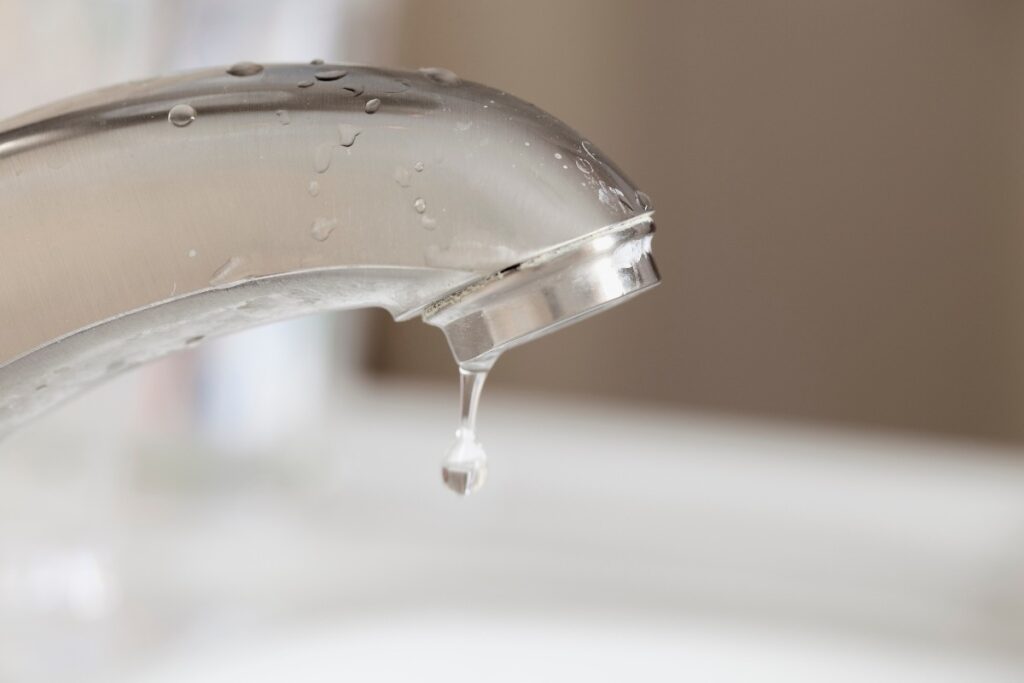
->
[0,63,658,435]
[424,216,658,370]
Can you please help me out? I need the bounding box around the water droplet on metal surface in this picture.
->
[187,249,197,258]
[297,79,314,88]
[421,214,437,230]
[341,84,364,96]
[313,143,333,173]
[227,62,263,77]
[308,180,320,196]
[364,98,381,114]
[382,79,411,94]
[419,66,460,85]
[310,58,324,65]
[275,109,290,125]
[310,217,337,242]
[167,104,196,127]
[413,197,427,214]
[394,166,412,187]
[455,120,473,132]
[610,186,633,212]
[414,161,425,172]
[210,256,245,286]
[337,123,361,147]
[315,69,347,81]
[554,152,563,159]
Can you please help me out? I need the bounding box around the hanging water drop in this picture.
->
[441,366,491,495]
[364,98,381,114]
[227,62,263,77]
[315,69,347,81]
[167,104,196,127]
[419,66,461,85]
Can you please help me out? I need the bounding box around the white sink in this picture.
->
[1,375,1022,681]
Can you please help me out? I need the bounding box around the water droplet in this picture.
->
[364,97,381,114]
[582,140,598,159]
[562,164,569,169]
[576,157,594,174]
[636,191,653,210]
[337,123,361,147]
[394,166,412,187]
[297,79,314,88]
[167,104,196,127]
[524,141,531,147]
[421,214,437,230]
[315,69,347,81]
[310,217,337,242]
[598,185,615,207]
[442,366,491,495]
[310,58,325,65]
[419,66,461,85]
[188,248,197,258]
[185,335,204,346]
[610,187,634,212]
[308,180,320,196]
[382,79,411,94]
[275,109,290,125]
[554,152,563,159]
[313,142,333,173]
[227,62,263,77]
[413,197,427,214]
[341,84,364,96]
[414,161,425,172]
[455,120,473,132]
[210,256,245,286]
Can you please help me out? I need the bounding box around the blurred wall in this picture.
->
[371,0,1024,444]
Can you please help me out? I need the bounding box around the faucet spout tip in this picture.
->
[423,215,659,367]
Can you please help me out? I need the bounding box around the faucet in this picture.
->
[0,63,658,436]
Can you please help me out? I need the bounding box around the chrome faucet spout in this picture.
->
[0,63,658,434]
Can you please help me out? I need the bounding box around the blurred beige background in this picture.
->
[370,0,1024,444]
